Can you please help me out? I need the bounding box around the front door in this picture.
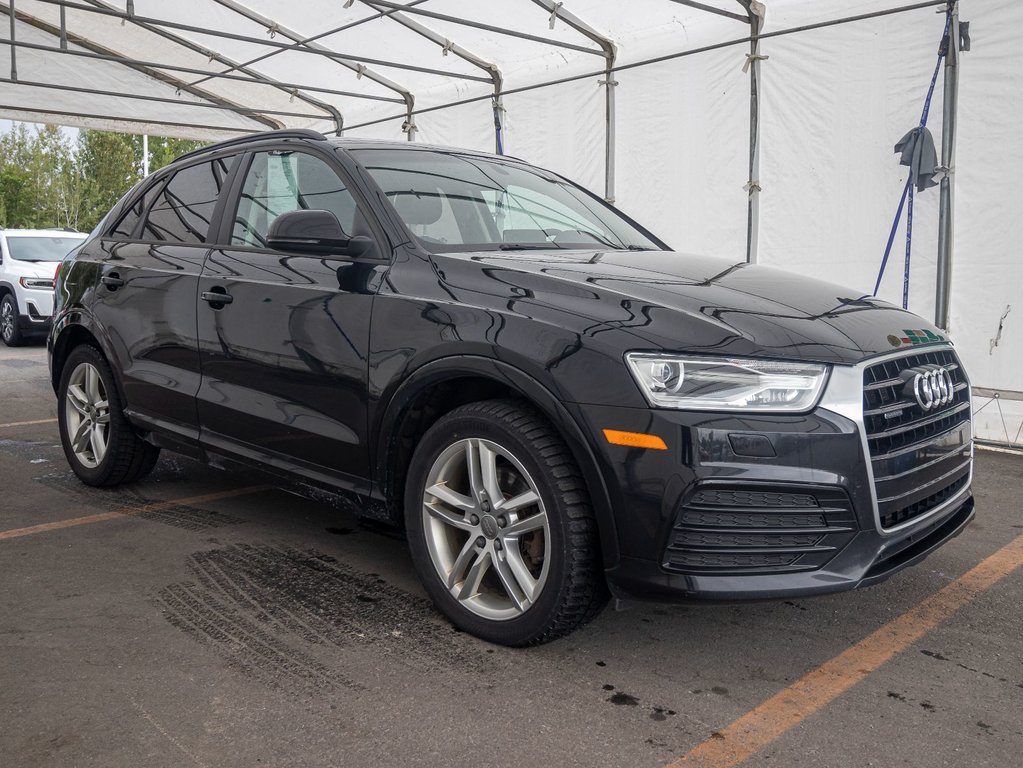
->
[195,148,382,490]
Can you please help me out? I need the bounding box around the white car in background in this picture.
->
[0,228,87,346]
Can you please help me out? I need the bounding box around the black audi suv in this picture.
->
[49,129,974,645]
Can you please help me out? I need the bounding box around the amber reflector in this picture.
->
[602,429,668,450]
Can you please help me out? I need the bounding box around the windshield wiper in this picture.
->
[498,243,562,251]
[625,245,655,251]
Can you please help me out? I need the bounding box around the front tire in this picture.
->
[57,345,160,487]
[0,294,23,346]
[405,399,608,646]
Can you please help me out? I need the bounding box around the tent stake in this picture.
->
[935,0,960,331]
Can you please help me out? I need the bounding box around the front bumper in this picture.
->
[606,495,973,601]
[567,348,974,602]
[18,312,53,336]
[17,289,54,337]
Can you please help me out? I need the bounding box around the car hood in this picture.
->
[3,259,61,279]
[437,249,949,365]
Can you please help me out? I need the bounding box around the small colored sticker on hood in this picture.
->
[891,328,946,346]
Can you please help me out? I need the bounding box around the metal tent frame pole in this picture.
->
[4,2,282,129]
[670,0,750,24]
[0,37,405,104]
[342,2,948,134]
[738,1,763,264]
[935,0,960,331]
[82,0,345,132]
[6,0,14,80]
[359,0,505,153]
[347,0,604,57]
[187,0,431,91]
[531,0,616,203]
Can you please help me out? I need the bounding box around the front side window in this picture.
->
[4,236,85,262]
[350,148,661,253]
[141,156,234,244]
[231,151,358,248]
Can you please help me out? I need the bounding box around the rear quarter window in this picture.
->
[109,178,166,239]
[140,156,235,244]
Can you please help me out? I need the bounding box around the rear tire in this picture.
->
[405,398,608,646]
[57,345,160,487]
[0,294,23,347]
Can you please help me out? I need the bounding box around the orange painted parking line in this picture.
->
[0,485,269,541]
[0,418,58,429]
[670,533,1023,768]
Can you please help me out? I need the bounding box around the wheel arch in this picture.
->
[49,313,126,405]
[375,355,620,569]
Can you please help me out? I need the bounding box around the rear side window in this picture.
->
[141,156,235,244]
[110,179,165,239]
[231,151,357,248]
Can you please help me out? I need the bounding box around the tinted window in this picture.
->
[110,179,165,239]
[141,156,234,244]
[231,151,357,248]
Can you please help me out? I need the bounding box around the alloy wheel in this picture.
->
[422,437,551,621]
[0,299,14,342]
[63,361,111,468]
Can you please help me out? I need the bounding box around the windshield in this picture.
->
[5,236,84,262]
[350,149,662,252]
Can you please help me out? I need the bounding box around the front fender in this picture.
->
[373,354,621,569]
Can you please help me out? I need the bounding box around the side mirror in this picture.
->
[266,209,374,258]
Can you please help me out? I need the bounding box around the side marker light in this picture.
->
[602,429,668,450]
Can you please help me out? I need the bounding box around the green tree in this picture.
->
[77,129,140,229]
[1,122,208,232]
[144,135,207,173]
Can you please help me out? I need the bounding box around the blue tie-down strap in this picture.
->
[873,10,951,306]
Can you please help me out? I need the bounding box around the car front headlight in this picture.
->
[19,277,54,290]
[625,353,829,412]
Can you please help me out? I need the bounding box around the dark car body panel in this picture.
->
[49,134,973,605]
[424,249,939,368]
[88,240,208,440]
[196,246,383,488]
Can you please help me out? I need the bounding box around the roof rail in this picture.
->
[174,128,327,163]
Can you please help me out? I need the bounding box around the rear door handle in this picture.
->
[201,289,234,306]
[101,273,124,289]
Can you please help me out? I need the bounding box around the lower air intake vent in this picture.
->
[663,484,857,575]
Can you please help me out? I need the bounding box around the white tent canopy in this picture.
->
[1,0,1020,446]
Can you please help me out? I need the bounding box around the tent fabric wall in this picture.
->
[0,0,1018,442]
[1,16,270,137]
[752,0,1023,445]
[947,1,1022,446]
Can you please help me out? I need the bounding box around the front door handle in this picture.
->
[101,272,124,289]
[201,289,234,306]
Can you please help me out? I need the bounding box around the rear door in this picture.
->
[89,154,237,442]
[195,147,384,490]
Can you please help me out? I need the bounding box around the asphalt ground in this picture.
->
[1,341,1021,768]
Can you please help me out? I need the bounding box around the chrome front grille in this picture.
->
[862,347,972,529]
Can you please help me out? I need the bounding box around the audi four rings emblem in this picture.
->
[902,365,955,411]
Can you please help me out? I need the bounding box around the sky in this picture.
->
[1,118,79,139]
